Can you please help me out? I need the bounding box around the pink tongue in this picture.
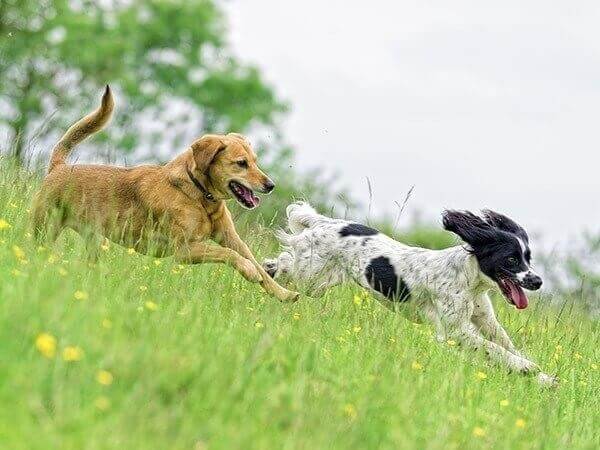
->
[241,187,259,207]
[507,281,529,309]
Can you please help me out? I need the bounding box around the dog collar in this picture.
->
[186,168,215,202]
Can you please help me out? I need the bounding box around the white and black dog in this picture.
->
[264,202,556,386]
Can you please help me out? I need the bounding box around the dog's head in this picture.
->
[442,209,542,309]
[183,133,274,209]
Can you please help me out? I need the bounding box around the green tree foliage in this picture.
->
[0,0,285,160]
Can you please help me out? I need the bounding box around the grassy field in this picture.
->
[0,161,598,450]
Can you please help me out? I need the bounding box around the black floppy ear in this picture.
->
[482,209,529,243]
[442,210,496,247]
[191,135,227,174]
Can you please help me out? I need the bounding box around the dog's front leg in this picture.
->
[451,324,557,386]
[440,298,556,386]
[471,294,522,356]
[213,214,299,302]
[175,241,262,283]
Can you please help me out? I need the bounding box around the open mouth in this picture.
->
[497,278,529,310]
[229,181,260,209]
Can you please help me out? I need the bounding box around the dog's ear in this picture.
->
[482,209,529,243]
[442,210,497,247]
[191,135,227,174]
[226,132,250,144]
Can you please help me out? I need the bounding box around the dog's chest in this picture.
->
[182,211,213,238]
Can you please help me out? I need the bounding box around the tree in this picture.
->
[0,0,285,162]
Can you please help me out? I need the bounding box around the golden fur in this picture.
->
[32,86,299,302]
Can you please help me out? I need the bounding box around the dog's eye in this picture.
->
[506,257,518,266]
[236,160,248,168]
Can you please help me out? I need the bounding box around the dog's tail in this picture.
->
[286,201,321,234]
[48,85,115,173]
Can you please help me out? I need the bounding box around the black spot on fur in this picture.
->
[339,223,378,237]
[365,256,410,302]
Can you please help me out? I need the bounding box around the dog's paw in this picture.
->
[239,259,263,283]
[262,258,278,279]
[537,372,559,388]
[279,289,300,303]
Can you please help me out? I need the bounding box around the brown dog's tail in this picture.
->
[48,85,115,173]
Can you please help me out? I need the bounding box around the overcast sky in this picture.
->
[224,1,600,247]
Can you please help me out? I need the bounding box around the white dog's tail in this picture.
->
[286,201,321,234]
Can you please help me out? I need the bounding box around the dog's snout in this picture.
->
[522,273,543,290]
[262,179,275,193]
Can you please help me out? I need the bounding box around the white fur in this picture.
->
[265,202,556,386]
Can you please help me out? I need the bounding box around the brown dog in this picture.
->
[32,86,299,302]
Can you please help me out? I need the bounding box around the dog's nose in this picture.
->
[523,274,543,290]
[263,180,275,193]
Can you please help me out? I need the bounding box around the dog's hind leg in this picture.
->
[264,249,345,298]
[31,202,64,244]
[262,251,293,280]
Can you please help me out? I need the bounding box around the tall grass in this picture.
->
[0,158,598,449]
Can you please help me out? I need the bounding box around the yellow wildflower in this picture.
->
[500,399,509,407]
[0,219,11,230]
[153,259,162,266]
[145,301,158,311]
[447,339,457,346]
[100,239,110,251]
[12,245,25,260]
[574,353,582,360]
[62,346,84,362]
[411,361,423,371]
[96,370,114,386]
[139,285,148,292]
[74,290,89,301]
[475,371,487,380]
[254,321,264,329]
[35,333,57,358]
[472,427,486,437]
[94,396,111,411]
[342,403,357,420]
[127,247,136,255]
[293,312,301,321]
[353,294,363,306]
[515,419,526,429]
[353,326,362,334]
[102,319,112,329]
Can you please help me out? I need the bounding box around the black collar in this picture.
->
[186,168,215,201]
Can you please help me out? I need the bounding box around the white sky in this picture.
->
[224,1,600,247]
